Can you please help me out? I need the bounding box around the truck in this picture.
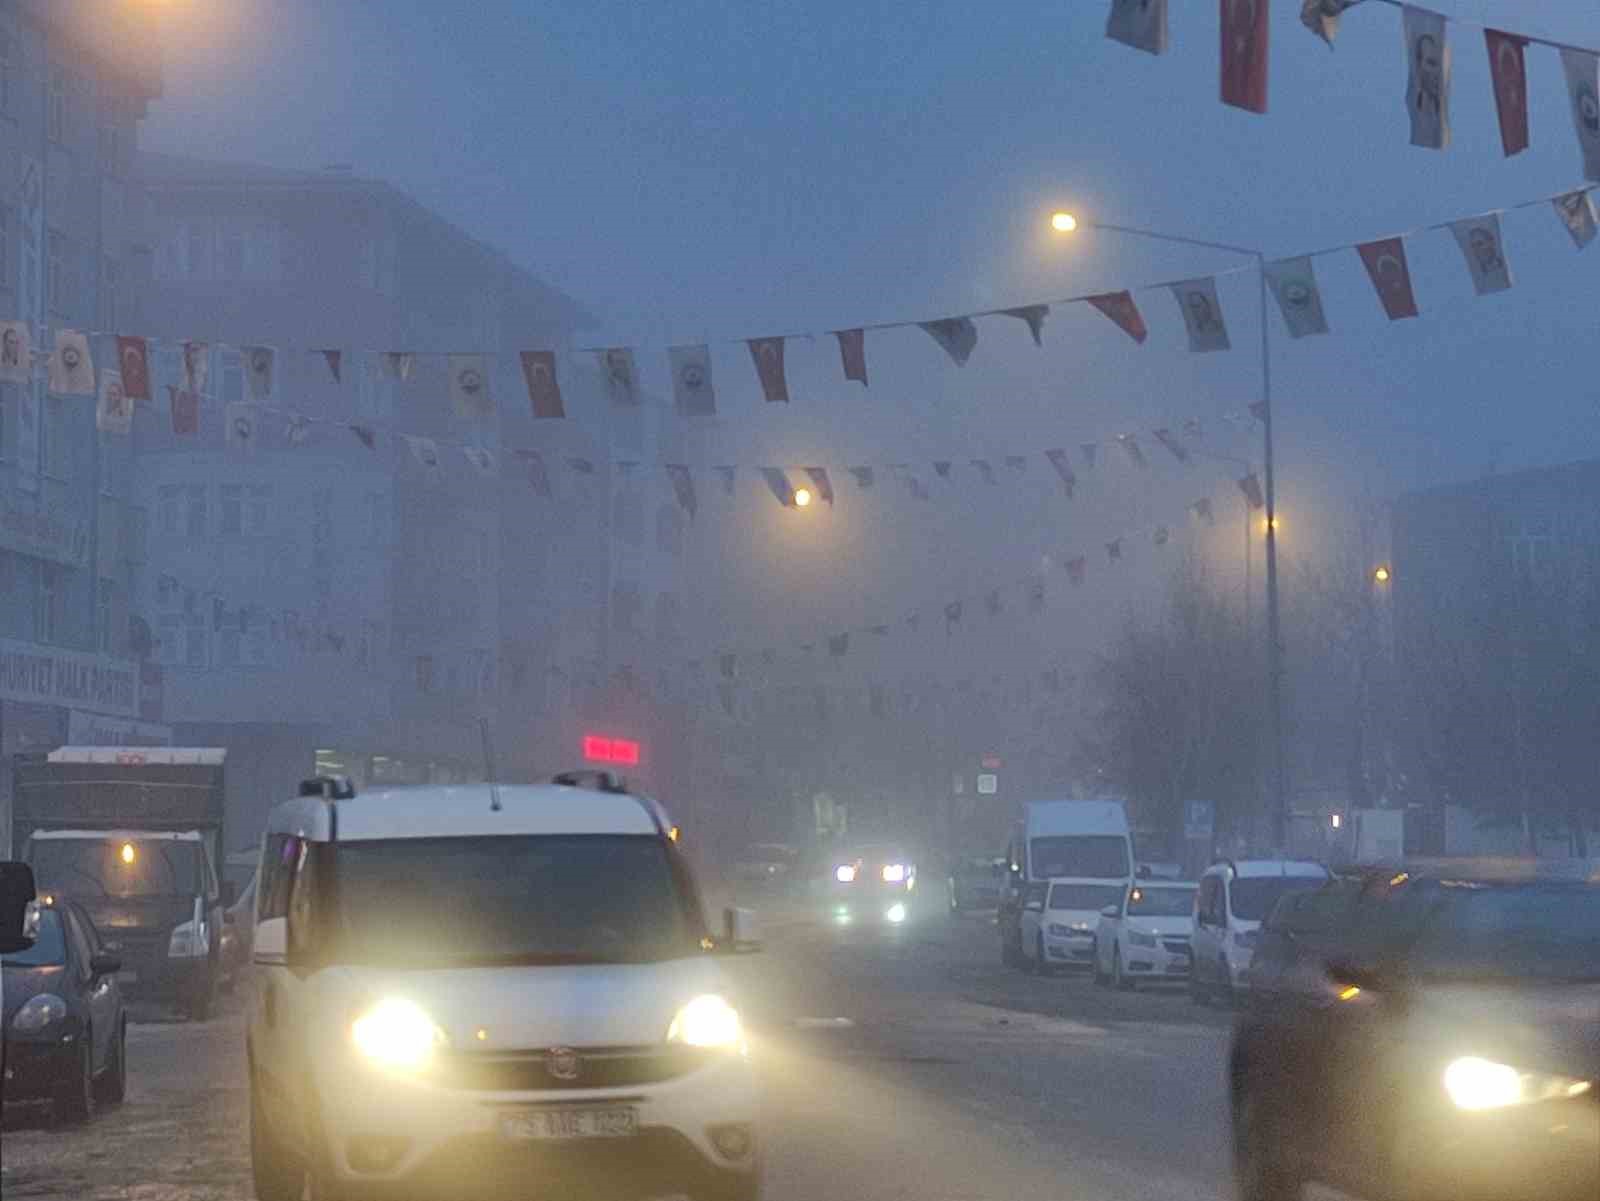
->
[997,799,1133,969]
[13,747,230,1019]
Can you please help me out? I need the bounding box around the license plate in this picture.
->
[500,1107,638,1142]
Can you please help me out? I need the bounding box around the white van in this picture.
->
[1000,800,1133,968]
[247,773,762,1201]
[1190,858,1329,1004]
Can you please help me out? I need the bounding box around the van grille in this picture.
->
[439,1045,713,1092]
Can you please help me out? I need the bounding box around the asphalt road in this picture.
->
[0,898,1238,1201]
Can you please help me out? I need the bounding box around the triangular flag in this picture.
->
[597,348,639,406]
[382,351,414,381]
[226,403,257,451]
[907,476,930,501]
[243,346,274,399]
[96,370,131,435]
[933,460,953,479]
[1554,190,1599,248]
[669,344,716,415]
[747,337,789,403]
[49,329,94,395]
[1085,291,1148,343]
[1066,556,1087,586]
[1485,30,1530,157]
[802,467,834,505]
[834,328,868,385]
[1263,256,1331,337]
[848,466,874,489]
[518,449,552,497]
[970,458,996,485]
[1081,442,1099,468]
[1044,449,1077,497]
[1106,0,1167,54]
[1106,538,1123,562]
[1450,214,1512,295]
[0,322,31,384]
[116,336,151,400]
[565,457,596,476]
[1239,473,1265,510]
[1300,0,1352,46]
[450,354,493,419]
[828,633,849,658]
[1005,455,1027,474]
[462,446,496,477]
[1402,5,1450,149]
[349,424,377,450]
[666,464,698,519]
[182,341,209,393]
[169,386,198,436]
[1194,497,1216,525]
[1153,428,1189,463]
[1000,304,1048,346]
[404,435,441,473]
[1562,48,1600,181]
[919,317,978,366]
[714,465,736,496]
[1357,237,1420,320]
[760,467,795,506]
[519,350,564,419]
[1118,434,1147,468]
[318,349,342,384]
[1221,0,1270,114]
[285,412,312,446]
[1171,277,1231,351]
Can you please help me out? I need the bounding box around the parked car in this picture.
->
[1019,878,1127,974]
[947,855,1006,912]
[1231,860,1599,1201]
[1093,880,1198,989]
[1191,859,1329,1004]
[1,896,127,1122]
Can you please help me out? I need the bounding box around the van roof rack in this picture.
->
[299,775,355,800]
[551,769,629,795]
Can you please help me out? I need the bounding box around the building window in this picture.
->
[184,613,208,667]
[99,255,118,331]
[416,655,434,694]
[47,230,71,316]
[221,352,243,403]
[247,484,272,536]
[219,484,242,535]
[0,204,11,294]
[158,614,182,665]
[159,484,181,536]
[185,484,206,538]
[218,625,240,667]
[48,66,66,144]
[97,578,113,653]
[0,26,12,116]
[36,564,59,642]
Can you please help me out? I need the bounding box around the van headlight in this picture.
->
[168,919,207,958]
[1443,1056,1593,1111]
[881,863,907,884]
[667,994,744,1050]
[351,998,447,1071]
[12,993,67,1032]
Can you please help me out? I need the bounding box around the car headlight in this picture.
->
[1443,1056,1594,1111]
[881,863,907,883]
[351,998,447,1071]
[12,993,68,1032]
[168,919,207,958]
[1047,922,1071,937]
[1127,930,1159,949]
[667,994,744,1050]
[834,864,857,883]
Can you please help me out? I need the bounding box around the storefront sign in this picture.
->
[0,638,140,719]
[67,710,173,747]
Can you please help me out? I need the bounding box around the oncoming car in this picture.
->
[824,844,917,925]
[247,773,762,1201]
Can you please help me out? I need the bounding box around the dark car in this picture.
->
[825,844,919,923]
[947,855,1006,912]
[2,897,128,1122]
[1230,861,1600,1201]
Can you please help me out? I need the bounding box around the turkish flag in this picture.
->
[747,337,788,402]
[834,329,868,385]
[1220,0,1268,114]
[1085,291,1148,343]
[1357,237,1420,321]
[116,335,151,401]
[520,350,564,419]
[1485,30,1529,157]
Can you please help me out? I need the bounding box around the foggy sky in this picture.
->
[142,1,1600,666]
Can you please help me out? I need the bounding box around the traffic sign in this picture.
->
[976,773,998,795]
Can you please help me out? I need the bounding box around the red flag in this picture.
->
[1238,473,1265,510]
[520,351,565,418]
[1066,556,1086,586]
[666,465,698,519]
[1044,449,1077,497]
[834,328,868,385]
[168,385,198,435]
[116,335,151,401]
[747,337,789,403]
[1220,0,1269,114]
[1485,30,1529,157]
[1085,292,1148,343]
[319,349,342,383]
[1356,237,1420,321]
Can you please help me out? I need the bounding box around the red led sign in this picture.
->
[582,735,641,766]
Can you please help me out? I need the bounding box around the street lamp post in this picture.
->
[1052,213,1288,851]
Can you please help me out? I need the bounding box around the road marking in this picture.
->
[795,1017,856,1029]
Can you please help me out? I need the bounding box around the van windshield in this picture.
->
[328,834,704,967]
[1029,836,1129,880]
[29,838,202,898]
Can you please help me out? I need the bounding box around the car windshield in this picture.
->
[3,908,66,967]
[1126,886,1196,917]
[29,839,201,899]
[328,834,702,967]
[1049,883,1124,912]
[1406,883,1600,982]
[1030,837,1129,880]
[1230,877,1325,922]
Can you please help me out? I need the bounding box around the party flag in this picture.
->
[318,349,342,384]
[760,467,795,506]
[848,466,875,489]
[1263,256,1330,337]
[1194,497,1216,525]
[450,354,493,419]
[1000,304,1048,346]
[803,467,834,505]
[747,337,788,402]
[1239,473,1265,510]
[405,435,441,473]
[350,424,377,450]
[116,336,151,400]
[226,403,258,451]
[1044,449,1076,497]
[714,465,737,496]
[520,350,564,418]
[934,460,953,479]
[1153,428,1189,462]
[96,370,131,435]
[382,351,414,381]
[1485,30,1529,157]
[670,344,716,415]
[834,328,868,385]
[1554,190,1599,248]
[666,464,698,519]
[462,447,496,477]
[0,321,31,383]
[1450,214,1513,295]
[243,345,275,399]
[169,386,198,436]
[597,347,639,406]
[1561,48,1600,181]
[49,329,94,395]
[1085,291,1148,343]
[1107,0,1167,54]
[1171,277,1231,351]
[518,449,553,497]
[1221,0,1270,114]
[970,459,996,485]
[1118,434,1147,467]
[1106,538,1123,562]
[828,634,849,658]
[920,317,978,366]
[1066,556,1087,586]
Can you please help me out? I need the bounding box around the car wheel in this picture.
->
[1233,1088,1303,1201]
[95,1017,127,1106]
[1113,945,1132,991]
[54,1032,95,1124]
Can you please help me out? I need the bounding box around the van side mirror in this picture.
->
[90,951,122,978]
[0,861,39,953]
[1100,904,1119,919]
[722,907,761,954]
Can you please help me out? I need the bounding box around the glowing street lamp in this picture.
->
[1050,211,1078,233]
[793,487,814,508]
[1373,565,1391,584]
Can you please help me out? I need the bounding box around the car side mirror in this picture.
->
[722,906,761,954]
[1100,904,1120,919]
[1024,899,1044,913]
[0,861,39,953]
[221,880,238,909]
[90,951,122,978]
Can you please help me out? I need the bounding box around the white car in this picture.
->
[1092,880,1198,990]
[1190,858,1329,1004]
[1019,878,1128,974]
[247,772,762,1201]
